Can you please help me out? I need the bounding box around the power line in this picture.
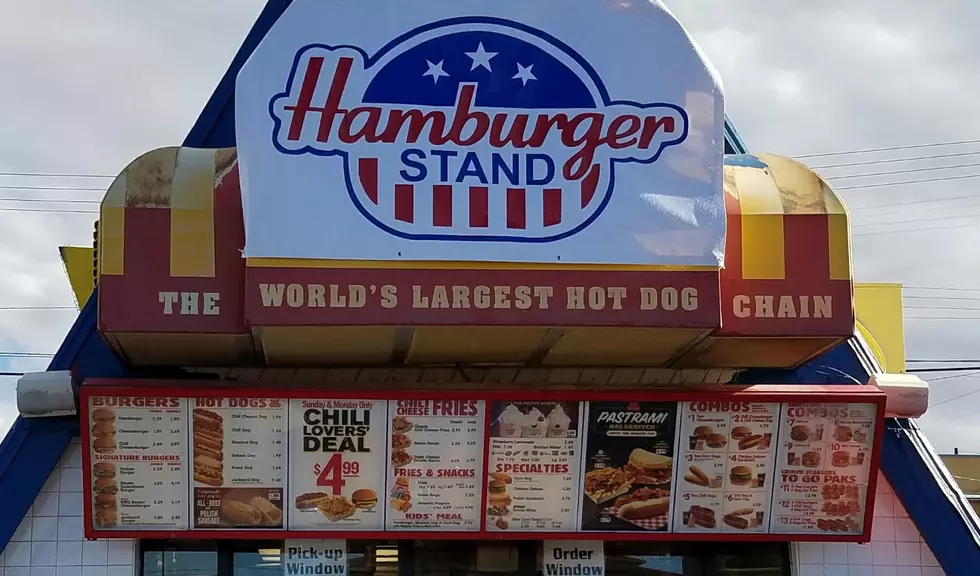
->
[910,366,980,373]
[0,306,76,310]
[849,194,978,212]
[905,285,980,292]
[931,386,980,408]
[905,294,980,302]
[0,185,106,192]
[0,352,54,358]
[0,207,97,214]
[830,160,980,180]
[812,150,980,170]
[794,138,980,159]
[853,212,980,230]
[836,172,980,191]
[853,222,976,237]
[905,316,980,320]
[909,359,980,363]
[925,371,980,383]
[0,198,99,205]
[0,171,113,179]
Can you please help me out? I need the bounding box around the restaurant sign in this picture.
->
[235,0,726,265]
[81,384,884,542]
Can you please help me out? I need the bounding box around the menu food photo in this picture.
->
[191,398,287,529]
[485,401,584,532]
[580,401,678,532]
[88,396,189,531]
[770,402,878,535]
[288,399,387,530]
[672,401,778,533]
[385,399,486,531]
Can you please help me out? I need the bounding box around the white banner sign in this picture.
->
[283,540,347,576]
[542,541,604,576]
[235,0,725,266]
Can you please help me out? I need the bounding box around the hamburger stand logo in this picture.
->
[269,17,689,242]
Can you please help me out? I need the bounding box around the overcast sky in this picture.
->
[1,1,978,452]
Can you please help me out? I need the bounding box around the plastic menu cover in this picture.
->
[190,398,287,529]
[385,400,486,531]
[485,401,585,532]
[770,402,878,535]
[88,396,189,531]
[672,401,778,533]
[579,401,679,532]
[288,399,388,530]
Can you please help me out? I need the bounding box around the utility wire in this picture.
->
[0,171,113,179]
[830,161,980,180]
[812,150,980,170]
[836,172,980,191]
[794,138,980,159]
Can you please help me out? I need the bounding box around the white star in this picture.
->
[512,63,537,86]
[465,42,498,72]
[422,59,450,84]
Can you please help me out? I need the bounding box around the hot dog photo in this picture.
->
[579,401,678,532]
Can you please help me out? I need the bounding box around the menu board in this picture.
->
[88,396,189,531]
[190,398,287,529]
[288,399,388,530]
[672,401,778,534]
[385,400,486,531]
[770,402,878,535]
[485,401,584,532]
[579,402,678,532]
[82,390,883,540]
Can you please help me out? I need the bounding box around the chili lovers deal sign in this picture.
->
[234,0,726,266]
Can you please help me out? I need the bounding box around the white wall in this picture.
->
[0,440,952,576]
[794,471,946,576]
[0,439,136,576]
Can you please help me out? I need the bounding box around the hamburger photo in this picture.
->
[94,508,117,529]
[833,426,854,442]
[730,426,752,441]
[488,479,508,495]
[729,465,753,486]
[93,436,116,455]
[91,407,115,424]
[705,434,727,449]
[93,462,116,479]
[802,451,821,468]
[790,425,811,442]
[94,493,117,511]
[693,426,713,438]
[352,489,378,510]
[92,421,116,439]
[93,477,118,495]
[624,448,672,485]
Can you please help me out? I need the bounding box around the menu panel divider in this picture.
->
[80,384,885,543]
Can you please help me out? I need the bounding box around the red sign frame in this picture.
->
[80,381,884,543]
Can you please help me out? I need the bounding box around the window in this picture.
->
[141,542,218,576]
[139,541,788,576]
[140,541,401,576]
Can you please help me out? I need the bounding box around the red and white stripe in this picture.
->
[357,158,600,232]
